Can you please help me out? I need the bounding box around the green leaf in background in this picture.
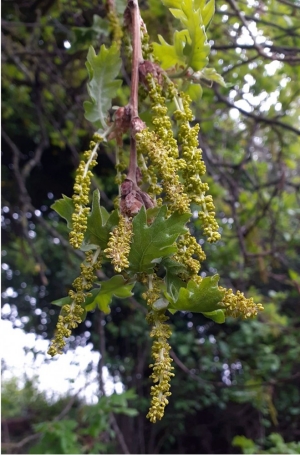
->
[51,288,99,309]
[51,190,119,249]
[53,277,135,313]
[186,82,203,101]
[232,435,258,454]
[168,275,225,313]
[51,295,72,307]
[30,420,81,454]
[161,257,187,301]
[71,15,109,52]
[200,67,228,87]
[84,44,122,129]
[88,275,135,314]
[51,195,75,229]
[85,190,119,249]
[128,206,191,274]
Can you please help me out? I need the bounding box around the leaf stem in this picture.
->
[168,66,189,79]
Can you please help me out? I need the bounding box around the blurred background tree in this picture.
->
[2,0,300,453]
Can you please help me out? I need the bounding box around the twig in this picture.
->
[2,129,29,202]
[214,85,300,136]
[97,312,131,453]
[2,32,33,82]
[1,434,40,451]
[97,312,106,396]
[127,0,143,183]
[170,349,214,385]
[110,414,131,454]
[2,129,48,284]
[1,378,96,452]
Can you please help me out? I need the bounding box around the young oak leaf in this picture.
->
[199,67,228,87]
[85,189,119,249]
[51,190,119,250]
[51,195,75,229]
[153,0,212,71]
[128,206,191,274]
[84,43,122,129]
[202,309,225,323]
[168,275,225,315]
[85,276,135,314]
[195,0,215,27]
[154,31,188,70]
[50,276,135,317]
[182,7,211,71]
[51,295,72,307]
[161,257,188,302]
[162,0,214,28]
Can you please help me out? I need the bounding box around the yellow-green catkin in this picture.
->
[143,275,174,423]
[48,249,102,356]
[220,287,264,319]
[146,309,174,423]
[173,91,221,243]
[174,232,206,278]
[69,136,102,249]
[104,215,132,272]
[107,9,123,48]
[136,77,190,213]
[141,30,154,61]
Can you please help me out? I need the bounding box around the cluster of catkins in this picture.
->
[48,27,263,423]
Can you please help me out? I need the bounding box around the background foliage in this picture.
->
[2,0,300,453]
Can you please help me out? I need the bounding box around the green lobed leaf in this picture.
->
[161,257,187,301]
[183,8,211,71]
[51,190,119,249]
[51,195,75,229]
[168,275,225,313]
[200,67,228,87]
[85,189,119,249]
[51,289,99,308]
[163,0,215,27]
[154,32,187,69]
[186,83,203,101]
[84,44,122,129]
[128,206,191,274]
[200,0,215,27]
[51,295,72,307]
[202,309,225,324]
[153,0,212,71]
[88,276,135,314]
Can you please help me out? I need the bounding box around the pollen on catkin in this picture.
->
[104,215,133,272]
[173,90,221,243]
[48,249,102,356]
[146,310,174,423]
[143,274,174,423]
[107,10,123,48]
[69,137,102,249]
[220,287,264,319]
[136,129,190,214]
[174,232,206,277]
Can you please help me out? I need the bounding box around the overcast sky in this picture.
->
[1,319,122,402]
